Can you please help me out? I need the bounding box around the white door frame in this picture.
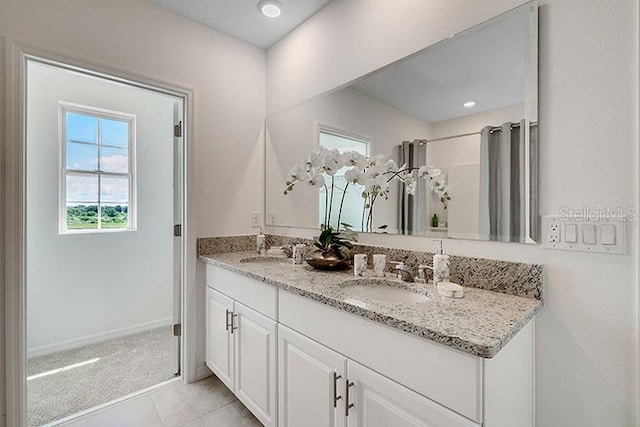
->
[3,39,197,427]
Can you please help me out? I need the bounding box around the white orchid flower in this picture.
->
[341,151,368,169]
[418,165,443,179]
[320,148,343,176]
[428,166,442,178]
[305,147,329,171]
[364,174,389,196]
[286,165,305,185]
[404,177,417,195]
[366,162,387,180]
[385,159,399,173]
[367,154,386,168]
[306,170,325,187]
[344,167,365,185]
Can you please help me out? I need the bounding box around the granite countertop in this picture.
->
[200,252,542,358]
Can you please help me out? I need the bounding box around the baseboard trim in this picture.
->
[27,317,174,359]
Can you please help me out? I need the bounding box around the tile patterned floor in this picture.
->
[59,376,263,427]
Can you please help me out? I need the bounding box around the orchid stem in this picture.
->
[336,183,349,233]
[327,176,335,230]
[323,184,329,229]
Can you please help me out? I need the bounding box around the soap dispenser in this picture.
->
[256,227,266,255]
[432,239,450,286]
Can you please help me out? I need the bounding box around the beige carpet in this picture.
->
[27,326,177,427]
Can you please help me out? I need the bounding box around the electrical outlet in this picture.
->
[250,212,262,228]
[542,215,625,254]
[548,222,560,243]
[267,212,277,226]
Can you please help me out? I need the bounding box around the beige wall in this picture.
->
[0,0,266,419]
[266,0,639,425]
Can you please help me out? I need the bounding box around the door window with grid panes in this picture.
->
[60,104,136,233]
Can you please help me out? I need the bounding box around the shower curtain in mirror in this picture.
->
[397,140,428,235]
[478,120,529,241]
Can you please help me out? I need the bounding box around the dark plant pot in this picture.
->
[305,250,350,271]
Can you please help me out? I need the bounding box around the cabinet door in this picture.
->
[205,287,235,391]
[278,325,347,427]
[346,361,480,427]
[234,301,277,427]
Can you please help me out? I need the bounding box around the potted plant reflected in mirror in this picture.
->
[283,147,450,270]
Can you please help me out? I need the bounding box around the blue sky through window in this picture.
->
[66,112,97,143]
[65,111,130,206]
[101,119,129,147]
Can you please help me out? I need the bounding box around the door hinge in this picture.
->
[174,120,183,138]
[174,224,182,237]
[173,323,181,337]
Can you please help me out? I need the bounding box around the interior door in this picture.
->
[278,325,347,427]
[206,288,235,390]
[172,100,184,375]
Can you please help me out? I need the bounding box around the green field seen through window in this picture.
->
[67,204,128,230]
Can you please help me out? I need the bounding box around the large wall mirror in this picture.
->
[266,1,538,243]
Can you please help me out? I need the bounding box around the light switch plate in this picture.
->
[601,225,616,245]
[582,224,596,245]
[564,224,577,243]
[542,215,625,254]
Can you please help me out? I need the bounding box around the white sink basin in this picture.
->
[340,279,430,303]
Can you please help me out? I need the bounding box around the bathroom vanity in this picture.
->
[200,251,541,427]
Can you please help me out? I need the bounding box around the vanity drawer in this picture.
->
[278,290,483,423]
[206,264,277,320]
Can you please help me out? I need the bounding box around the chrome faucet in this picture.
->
[394,264,414,282]
[280,245,293,258]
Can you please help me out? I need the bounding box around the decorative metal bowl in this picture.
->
[305,250,351,271]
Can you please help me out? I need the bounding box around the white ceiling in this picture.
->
[149,0,333,49]
[352,11,527,123]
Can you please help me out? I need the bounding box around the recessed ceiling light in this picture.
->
[258,0,282,18]
[463,101,476,108]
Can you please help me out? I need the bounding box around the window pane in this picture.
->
[100,146,128,173]
[66,204,98,230]
[67,175,98,203]
[100,118,129,147]
[101,203,128,229]
[318,130,370,231]
[319,131,368,155]
[66,112,97,143]
[66,142,98,171]
[100,176,129,203]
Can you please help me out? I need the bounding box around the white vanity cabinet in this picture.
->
[206,266,278,427]
[278,324,478,427]
[204,262,535,427]
[278,290,534,427]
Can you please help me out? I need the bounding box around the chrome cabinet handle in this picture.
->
[231,313,238,333]
[345,380,354,416]
[225,309,232,331]
[333,372,342,408]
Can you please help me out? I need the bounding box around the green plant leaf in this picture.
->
[318,228,332,242]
